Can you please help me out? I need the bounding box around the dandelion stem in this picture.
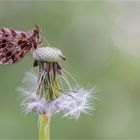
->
[39,113,50,140]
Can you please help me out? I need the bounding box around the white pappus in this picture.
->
[17,46,97,119]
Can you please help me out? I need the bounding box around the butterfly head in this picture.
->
[32,25,42,48]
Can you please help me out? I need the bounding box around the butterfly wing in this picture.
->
[0,28,33,64]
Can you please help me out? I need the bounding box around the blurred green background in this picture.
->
[0,1,140,139]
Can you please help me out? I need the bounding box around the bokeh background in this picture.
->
[0,1,140,139]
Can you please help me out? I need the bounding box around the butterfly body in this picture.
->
[0,25,41,64]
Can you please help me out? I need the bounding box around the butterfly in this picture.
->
[0,25,42,64]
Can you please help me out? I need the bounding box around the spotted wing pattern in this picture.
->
[0,26,40,64]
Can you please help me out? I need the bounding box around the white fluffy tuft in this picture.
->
[17,70,96,119]
[53,88,96,119]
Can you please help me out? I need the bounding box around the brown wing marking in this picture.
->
[0,26,41,64]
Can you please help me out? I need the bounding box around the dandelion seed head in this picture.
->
[18,44,96,119]
[17,70,96,119]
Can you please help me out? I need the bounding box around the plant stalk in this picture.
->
[39,113,50,140]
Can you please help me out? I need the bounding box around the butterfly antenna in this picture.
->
[43,37,52,47]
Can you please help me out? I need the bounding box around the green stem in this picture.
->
[39,113,50,140]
